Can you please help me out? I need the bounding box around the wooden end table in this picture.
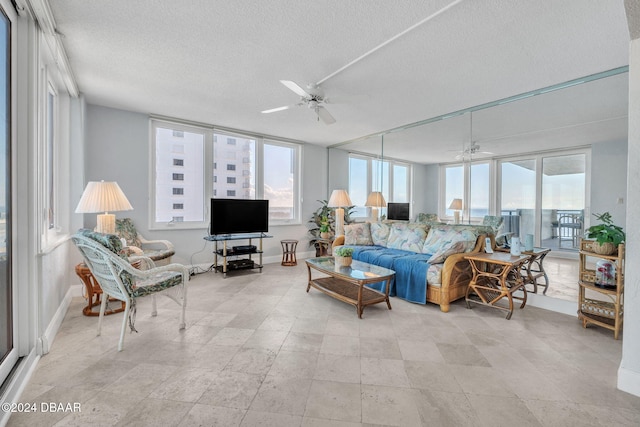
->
[496,247,551,294]
[464,252,530,319]
[75,263,126,316]
[305,257,395,318]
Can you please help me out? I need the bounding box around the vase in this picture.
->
[595,259,616,288]
[335,256,352,267]
[592,241,615,255]
[320,231,330,239]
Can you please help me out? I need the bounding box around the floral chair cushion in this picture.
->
[482,215,504,234]
[78,229,136,292]
[370,222,391,246]
[344,223,373,245]
[387,223,429,253]
[115,218,142,248]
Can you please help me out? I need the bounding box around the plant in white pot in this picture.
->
[585,212,625,255]
[334,246,354,267]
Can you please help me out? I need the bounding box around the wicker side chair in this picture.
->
[115,218,175,266]
[71,230,188,351]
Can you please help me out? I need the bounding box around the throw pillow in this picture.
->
[387,223,428,252]
[344,223,373,245]
[427,240,475,264]
[370,222,391,246]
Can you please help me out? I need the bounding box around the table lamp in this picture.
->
[365,191,386,221]
[75,181,133,234]
[449,198,463,224]
[328,189,352,237]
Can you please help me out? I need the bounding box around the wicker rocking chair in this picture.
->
[72,230,188,351]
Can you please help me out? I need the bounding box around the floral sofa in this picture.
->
[333,222,494,312]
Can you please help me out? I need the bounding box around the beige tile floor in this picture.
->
[8,259,640,426]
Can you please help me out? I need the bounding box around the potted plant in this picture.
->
[585,212,625,255]
[319,216,331,239]
[334,246,354,267]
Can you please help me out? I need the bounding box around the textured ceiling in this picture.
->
[49,0,631,163]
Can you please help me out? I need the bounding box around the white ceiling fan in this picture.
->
[261,80,336,125]
[454,141,494,160]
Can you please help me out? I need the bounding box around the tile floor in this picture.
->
[7,259,640,426]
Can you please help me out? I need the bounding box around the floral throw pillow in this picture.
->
[370,222,391,246]
[387,223,428,253]
[344,223,374,245]
[427,240,476,264]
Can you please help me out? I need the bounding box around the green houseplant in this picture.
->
[319,216,330,239]
[585,212,625,255]
[334,246,354,267]
[308,199,356,246]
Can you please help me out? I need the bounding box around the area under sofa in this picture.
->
[333,222,494,312]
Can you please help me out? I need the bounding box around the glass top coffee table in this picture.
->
[305,257,395,318]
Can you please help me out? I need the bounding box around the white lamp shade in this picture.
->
[448,198,463,211]
[328,189,352,207]
[365,191,387,207]
[75,181,133,213]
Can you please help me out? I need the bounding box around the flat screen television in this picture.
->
[387,202,410,221]
[210,198,269,235]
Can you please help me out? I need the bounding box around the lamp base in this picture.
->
[371,207,379,222]
[96,213,116,234]
[335,207,345,237]
[453,211,460,224]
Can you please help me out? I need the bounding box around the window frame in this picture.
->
[150,119,303,230]
[348,153,412,220]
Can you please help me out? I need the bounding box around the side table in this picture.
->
[464,252,530,319]
[496,247,551,294]
[75,263,126,316]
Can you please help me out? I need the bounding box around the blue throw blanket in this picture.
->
[348,246,431,304]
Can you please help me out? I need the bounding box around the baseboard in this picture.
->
[527,293,577,317]
[0,349,40,427]
[618,366,640,397]
[38,285,74,355]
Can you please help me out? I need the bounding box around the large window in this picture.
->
[348,154,411,219]
[442,162,490,221]
[151,120,302,228]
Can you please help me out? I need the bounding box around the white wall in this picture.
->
[590,140,628,228]
[619,30,640,397]
[84,104,329,264]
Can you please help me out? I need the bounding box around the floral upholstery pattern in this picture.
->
[387,223,429,252]
[344,223,374,245]
[427,264,443,285]
[427,240,475,264]
[370,222,391,246]
[131,270,183,298]
[422,225,479,255]
[482,215,504,234]
[79,229,136,293]
[416,213,442,224]
[115,218,142,248]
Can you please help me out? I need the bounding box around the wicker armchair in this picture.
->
[115,218,175,266]
[72,230,188,351]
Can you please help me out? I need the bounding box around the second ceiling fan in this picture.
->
[261,80,336,125]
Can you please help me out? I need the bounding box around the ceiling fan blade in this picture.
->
[280,80,310,97]
[261,105,291,114]
[316,106,336,125]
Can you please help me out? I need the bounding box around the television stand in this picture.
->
[204,233,272,278]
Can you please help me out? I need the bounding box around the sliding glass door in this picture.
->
[0,3,14,385]
[498,151,587,253]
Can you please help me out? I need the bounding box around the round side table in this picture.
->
[281,240,298,266]
[75,263,126,316]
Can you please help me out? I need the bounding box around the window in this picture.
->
[46,85,56,230]
[172,216,184,222]
[152,120,302,229]
[348,154,412,219]
[173,130,184,138]
[442,162,490,221]
[173,158,184,166]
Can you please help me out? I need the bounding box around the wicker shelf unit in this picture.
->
[578,240,624,339]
